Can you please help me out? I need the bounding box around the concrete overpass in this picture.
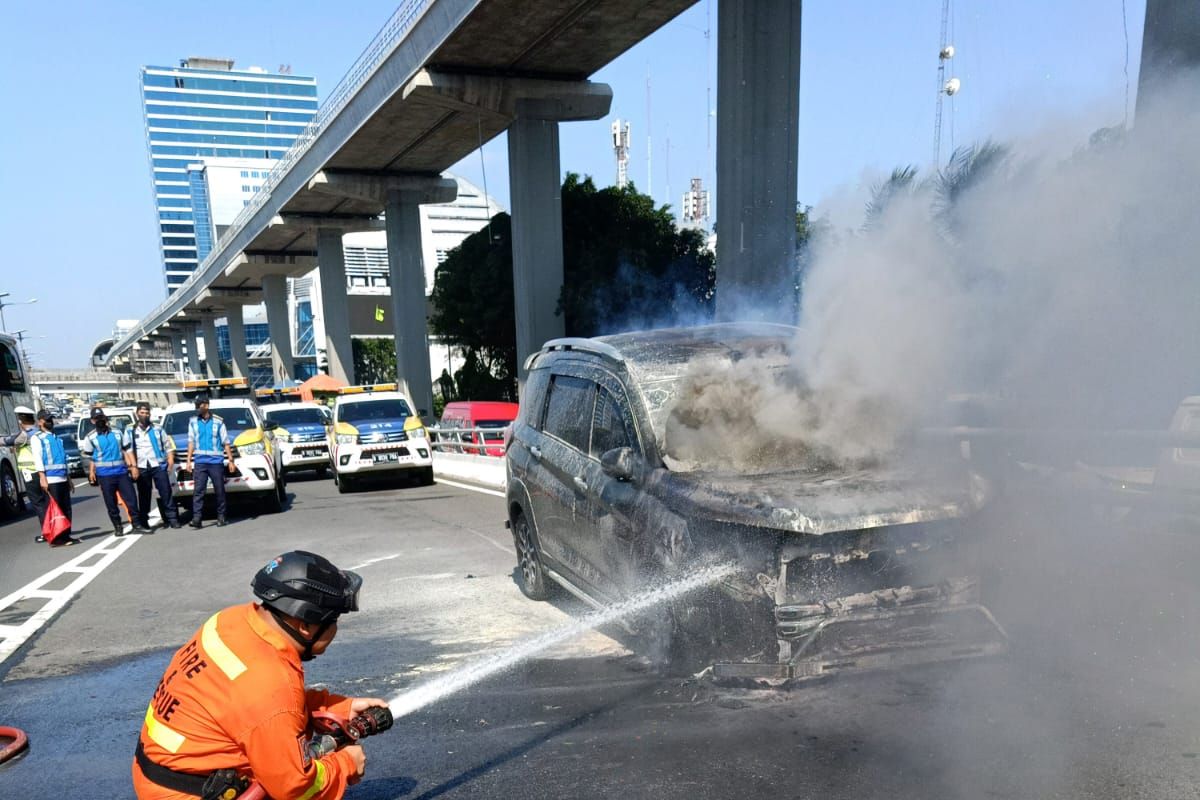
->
[107,0,804,411]
[32,372,184,407]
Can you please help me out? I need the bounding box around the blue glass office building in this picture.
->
[141,58,317,292]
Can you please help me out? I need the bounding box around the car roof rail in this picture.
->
[527,338,624,370]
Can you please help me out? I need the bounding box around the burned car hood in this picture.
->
[652,463,988,535]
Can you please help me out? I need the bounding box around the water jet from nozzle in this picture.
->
[387,562,736,720]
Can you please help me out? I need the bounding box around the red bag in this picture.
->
[43,495,71,542]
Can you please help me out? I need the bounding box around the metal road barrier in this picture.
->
[429,426,508,457]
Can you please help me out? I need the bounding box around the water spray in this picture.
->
[387,561,736,720]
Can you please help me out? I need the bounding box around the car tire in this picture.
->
[260,485,283,514]
[417,466,435,486]
[512,510,551,601]
[315,465,329,479]
[336,473,355,494]
[0,463,21,519]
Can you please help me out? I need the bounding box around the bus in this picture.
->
[0,332,37,518]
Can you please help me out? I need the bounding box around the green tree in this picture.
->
[351,337,397,385]
[430,174,715,398]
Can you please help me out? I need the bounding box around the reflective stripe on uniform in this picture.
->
[144,704,186,753]
[201,614,247,680]
[298,759,328,800]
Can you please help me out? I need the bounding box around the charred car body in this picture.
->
[506,323,1007,681]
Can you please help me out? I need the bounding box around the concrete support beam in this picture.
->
[385,191,435,416]
[1138,0,1200,114]
[308,171,458,205]
[262,275,295,383]
[509,113,566,382]
[199,316,221,379]
[316,228,355,385]
[224,308,249,379]
[182,323,201,377]
[715,0,802,323]
[402,70,613,123]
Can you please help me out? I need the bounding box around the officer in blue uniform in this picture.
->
[81,408,151,537]
[31,409,78,547]
[184,395,235,529]
[126,401,181,529]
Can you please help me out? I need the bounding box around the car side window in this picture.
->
[542,375,595,452]
[591,386,638,457]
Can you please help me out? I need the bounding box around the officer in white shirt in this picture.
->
[126,401,181,529]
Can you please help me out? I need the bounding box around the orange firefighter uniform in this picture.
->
[132,602,359,799]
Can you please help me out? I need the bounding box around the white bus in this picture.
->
[0,332,36,518]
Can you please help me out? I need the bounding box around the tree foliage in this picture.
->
[430,174,715,399]
[351,337,397,385]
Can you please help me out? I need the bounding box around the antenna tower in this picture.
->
[933,0,960,164]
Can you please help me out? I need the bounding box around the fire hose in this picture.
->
[0,725,30,765]
[237,707,393,800]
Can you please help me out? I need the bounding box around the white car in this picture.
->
[329,384,434,493]
[161,398,287,514]
[263,402,332,477]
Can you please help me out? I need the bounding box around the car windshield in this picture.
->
[79,415,133,436]
[265,408,326,426]
[477,420,510,441]
[162,412,191,436]
[162,407,257,437]
[340,399,411,424]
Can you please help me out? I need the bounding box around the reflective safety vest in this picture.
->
[14,425,37,477]
[132,603,358,800]
[33,431,68,480]
[188,416,228,465]
[127,423,169,466]
[85,430,128,477]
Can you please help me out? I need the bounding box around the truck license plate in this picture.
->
[372,452,399,464]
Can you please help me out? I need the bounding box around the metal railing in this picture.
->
[430,426,510,457]
[116,0,436,357]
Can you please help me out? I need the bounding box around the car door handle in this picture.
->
[529,445,542,459]
[573,476,588,492]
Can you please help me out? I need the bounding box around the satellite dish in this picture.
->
[940,45,955,60]
[944,77,962,96]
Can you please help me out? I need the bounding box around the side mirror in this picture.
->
[262,420,280,431]
[600,447,642,483]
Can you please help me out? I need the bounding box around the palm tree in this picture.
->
[863,165,920,231]
[933,142,1010,236]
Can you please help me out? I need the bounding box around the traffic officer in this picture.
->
[132,551,384,800]
[31,409,78,547]
[184,395,234,528]
[127,402,181,529]
[82,408,150,537]
[2,405,42,534]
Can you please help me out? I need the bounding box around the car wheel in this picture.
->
[315,465,329,478]
[512,511,550,601]
[0,463,21,519]
[418,466,434,486]
[337,473,355,494]
[274,478,287,510]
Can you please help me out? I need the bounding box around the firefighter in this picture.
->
[132,551,384,800]
[2,405,42,534]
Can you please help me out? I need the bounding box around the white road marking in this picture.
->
[434,477,505,498]
[0,533,143,665]
[348,553,403,570]
[73,480,89,488]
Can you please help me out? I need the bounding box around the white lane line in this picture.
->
[348,553,403,570]
[0,533,143,665]
[434,477,505,498]
[73,480,89,488]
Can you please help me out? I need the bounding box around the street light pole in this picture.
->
[0,293,39,332]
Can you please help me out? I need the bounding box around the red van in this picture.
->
[439,401,519,456]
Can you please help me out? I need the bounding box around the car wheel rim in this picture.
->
[516,520,538,586]
[1,473,15,510]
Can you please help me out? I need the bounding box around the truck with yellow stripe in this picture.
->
[328,383,433,493]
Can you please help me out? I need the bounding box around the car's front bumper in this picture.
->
[177,455,278,494]
[333,441,432,475]
[279,441,329,471]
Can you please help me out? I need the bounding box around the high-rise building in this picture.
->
[681,177,711,227]
[140,57,318,292]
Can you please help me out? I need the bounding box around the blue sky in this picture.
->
[0,1,1143,367]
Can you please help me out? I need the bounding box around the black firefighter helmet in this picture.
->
[252,551,362,625]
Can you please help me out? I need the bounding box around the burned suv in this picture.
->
[506,323,1007,681]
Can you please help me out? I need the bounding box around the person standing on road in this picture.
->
[132,551,384,800]
[3,405,43,535]
[184,395,234,529]
[127,402,181,530]
[82,408,150,537]
[30,410,78,547]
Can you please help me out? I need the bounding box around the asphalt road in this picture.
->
[2,474,1200,798]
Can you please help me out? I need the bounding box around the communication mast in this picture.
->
[933,0,961,164]
[612,119,631,188]
[681,177,710,226]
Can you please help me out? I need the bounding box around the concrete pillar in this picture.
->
[262,274,295,383]
[385,190,434,416]
[183,323,202,377]
[715,0,802,323]
[199,316,221,379]
[224,307,249,379]
[1138,0,1200,114]
[316,227,355,384]
[508,114,565,381]
[169,331,185,377]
